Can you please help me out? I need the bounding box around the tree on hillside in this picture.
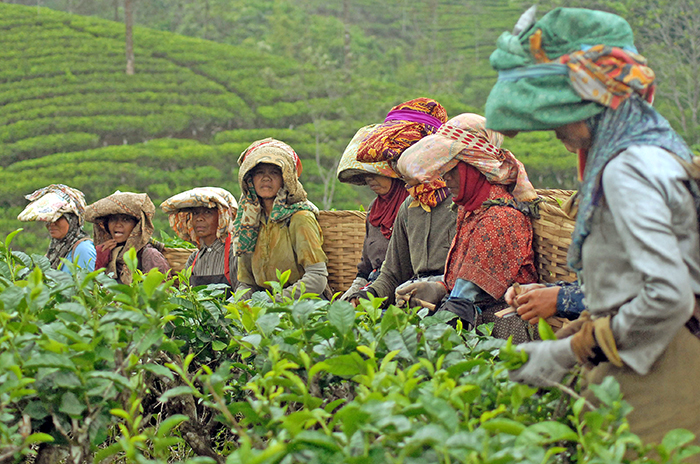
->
[536,0,700,145]
[632,0,700,144]
[125,0,134,75]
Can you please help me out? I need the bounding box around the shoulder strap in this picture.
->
[669,152,700,180]
[224,234,232,285]
[191,248,200,269]
[70,237,90,257]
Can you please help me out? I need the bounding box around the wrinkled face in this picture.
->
[554,121,592,154]
[252,163,284,200]
[188,207,219,243]
[107,214,138,244]
[442,164,461,198]
[364,174,394,196]
[46,216,70,240]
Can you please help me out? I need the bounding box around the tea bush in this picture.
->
[0,231,697,463]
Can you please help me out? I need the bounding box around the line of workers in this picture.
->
[16,7,700,453]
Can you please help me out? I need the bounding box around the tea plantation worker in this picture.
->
[336,124,409,300]
[17,184,96,274]
[348,97,456,307]
[397,113,539,342]
[232,138,329,299]
[485,6,700,445]
[160,187,239,288]
[85,191,171,283]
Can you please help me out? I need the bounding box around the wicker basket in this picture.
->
[163,247,195,274]
[318,210,367,293]
[532,189,577,283]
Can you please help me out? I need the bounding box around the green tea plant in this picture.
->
[0,229,697,463]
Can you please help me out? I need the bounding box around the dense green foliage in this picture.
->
[1,231,698,463]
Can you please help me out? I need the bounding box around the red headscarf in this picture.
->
[452,162,491,211]
[368,178,409,239]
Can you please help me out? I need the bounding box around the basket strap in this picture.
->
[224,234,232,285]
[190,248,201,269]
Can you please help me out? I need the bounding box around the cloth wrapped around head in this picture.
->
[356,97,448,163]
[18,184,87,225]
[160,187,238,244]
[337,124,401,185]
[232,138,318,255]
[18,184,90,270]
[398,113,537,203]
[338,125,409,239]
[485,7,655,132]
[357,98,450,208]
[85,191,156,283]
[485,7,695,272]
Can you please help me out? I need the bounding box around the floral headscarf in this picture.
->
[18,184,90,270]
[18,184,87,225]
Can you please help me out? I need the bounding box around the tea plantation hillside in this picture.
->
[0,2,580,253]
[0,3,412,251]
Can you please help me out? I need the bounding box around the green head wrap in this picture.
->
[485,7,637,132]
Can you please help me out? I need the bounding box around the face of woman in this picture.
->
[554,121,592,153]
[107,214,138,244]
[46,216,70,240]
[442,164,461,198]
[364,175,394,196]
[189,207,219,245]
[252,163,284,200]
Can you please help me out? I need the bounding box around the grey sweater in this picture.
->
[581,145,700,374]
[367,196,457,303]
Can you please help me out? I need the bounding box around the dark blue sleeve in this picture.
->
[555,280,586,319]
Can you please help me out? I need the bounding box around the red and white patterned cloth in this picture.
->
[444,184,537,299]
[397,113,537,202]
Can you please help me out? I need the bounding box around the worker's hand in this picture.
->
[340,277,369,301]
[97,239,119,253]
[504,283,546,307]
[509,338,577,387]
[395,281,447,309]
[515,286,560,325]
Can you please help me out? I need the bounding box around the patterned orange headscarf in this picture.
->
[356,98,448,163]
[357,98,449,208]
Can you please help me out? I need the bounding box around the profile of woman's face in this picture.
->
[252,163,284,200]
[553,121,592,153]
[442,164,461,198]
[364,174,394,196]
[107,214,138,244]
[46,216,70,240]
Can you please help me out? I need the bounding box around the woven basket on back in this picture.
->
[532,189,577,284]
[163,247,195,274]
[318,210,367,293]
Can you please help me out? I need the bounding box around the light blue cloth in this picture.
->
[450,278,484,301]
[58,240,96,274]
